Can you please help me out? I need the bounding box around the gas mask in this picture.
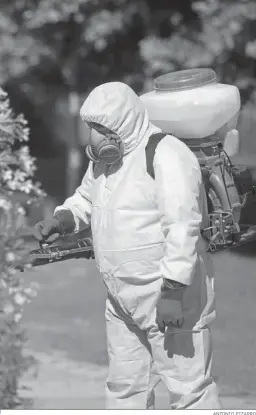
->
[85,127,124,165]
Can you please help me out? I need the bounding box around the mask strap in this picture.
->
[106,133,121,145]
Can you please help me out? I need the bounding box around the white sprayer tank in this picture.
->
[140,68,241,139]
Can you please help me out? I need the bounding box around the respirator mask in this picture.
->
[85,127,124,165]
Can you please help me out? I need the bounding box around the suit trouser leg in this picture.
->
[148,325,221,409]
[105,297,160,409]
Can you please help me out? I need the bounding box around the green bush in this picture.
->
[0,87,44,409]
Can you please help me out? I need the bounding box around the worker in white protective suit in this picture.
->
[33,82,221,410]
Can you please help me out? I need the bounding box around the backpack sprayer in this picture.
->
[140,68,256,253]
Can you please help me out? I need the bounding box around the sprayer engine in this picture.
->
[187,137,254,252]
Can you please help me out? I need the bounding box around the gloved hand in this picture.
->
[156,280,186,333]
[32,209,76,244]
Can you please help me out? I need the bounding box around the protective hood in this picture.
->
[80,82,160,155]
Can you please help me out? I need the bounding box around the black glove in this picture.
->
[32,209,76,244]
[156,279,186,333]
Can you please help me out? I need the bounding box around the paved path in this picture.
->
[21,350,256,410]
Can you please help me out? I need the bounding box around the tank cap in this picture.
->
[154,68,217,91]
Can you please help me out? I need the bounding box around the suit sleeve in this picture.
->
[54,162,94,233]
[154,138,203,286]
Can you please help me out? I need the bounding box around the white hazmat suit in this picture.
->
[55,82,220,409]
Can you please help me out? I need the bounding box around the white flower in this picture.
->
[2,170,13,181]
[24,286,38,297]
[19,146,36,173]
[14,170,27,182]
[14,292,27,306]
[0,198,12,211]
[4,303,15,314]
[20,180,33,194]
[17,205,26,215]
[6,180,17,190]
[14,313,22,323]
[5,251,16,263]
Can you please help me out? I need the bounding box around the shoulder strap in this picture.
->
[145,133,166,179]
[93,133,166,178]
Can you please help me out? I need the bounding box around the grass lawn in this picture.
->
[20,242,256,409]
